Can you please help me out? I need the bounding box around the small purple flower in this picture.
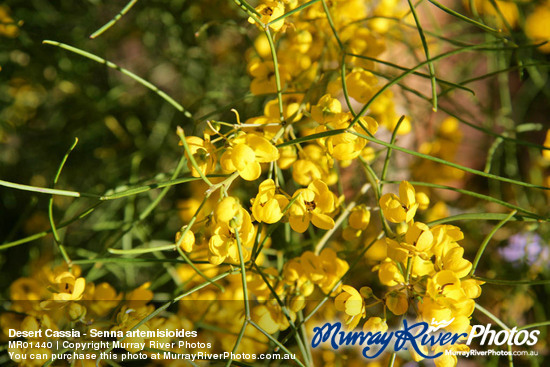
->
[499,232,548,266]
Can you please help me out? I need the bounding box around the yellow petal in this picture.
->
[232,143,256,171]
[72,278,86,300]
[248,134,279,162]
[311,212,335,230]
[289,213,310,233]
[239,161,262,181]
[399,181,416,208]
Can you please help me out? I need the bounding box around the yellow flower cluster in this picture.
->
[334,181,483,366]
[3,1,503,366]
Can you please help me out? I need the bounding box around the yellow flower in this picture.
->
[214,196,241,224]
[398,222,434,256]
[84,282,121,317]
[10,277,45,301]
[247,268,280,301]
[303,248,349,294]
[379,181,419,223]
[251,179,289,224]
[176,229,195,252]
[221,133,280,181]
[208,208,255,265]
[464,0,518,29]
[386,290,408,315]
[433,344,470,367]
[426,201,450,223]
[426,270,466,304]
[342,226,361,241]
[385,238,409,263]
[247,59,290,95]
[387,221,434,262]
[438,246,472,278]
[335,285,364,317]
[126,282,154,308]
[363,317,388,333]
[431,224,464,259]
[310,94,348,125]
[348,206,371,230]
[289,179,336,233]
[291,144,335,186]
[278,145,297,169]
[253,302,295,334]
[263,94,304,123]
[316,115,377,161]
[416,192,430,210]
[343,27,386,68]
[292,158,322,186]
[248,1,286,32]
[181,135,216,178]
[461,279,483,299]
[377,259,404,286]
[113,306,154,352]
[346,69,378,103]
[51,272,86,302]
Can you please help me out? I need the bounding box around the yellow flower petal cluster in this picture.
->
[251,179,289,224]
[248,1,286,32]
[380,181,419,223]
[221,133,279,181]
[283,249,349,297]
[208,203,256,265]
[335,285,365,329]
[182,134,217,178]
[289,179,337,233]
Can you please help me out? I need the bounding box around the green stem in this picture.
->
[426,0,501,35]
[43,40,192,118]
[407,0,438,111]
[225,321,249,367]
[470,210,517,276]
[108,244,176,254]
[249,320,305,367]
[475,303,510,331]
[277,129,347,148]
[340,53,357,116]
[351,131,549,191]
[387,353,396,367]
[0,203,100,250]
[321,0,344,50]
[380,116,405,192]
[176,126,213,186]
[347,42,504,129]
[234,229,250,319]
[90,0,139,39]
[518,321,550,331]
[267,0,322,25]
[264,28,285,123]
[48,138,79,266]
